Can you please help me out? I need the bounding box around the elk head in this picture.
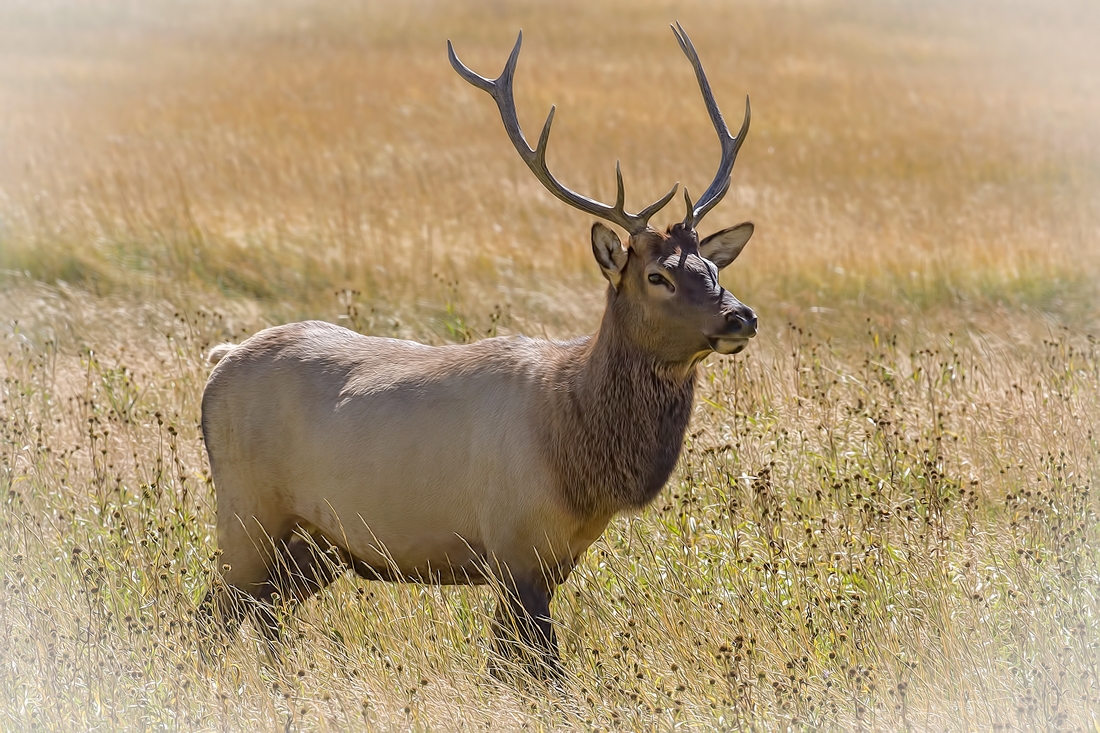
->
[449,23,756,366]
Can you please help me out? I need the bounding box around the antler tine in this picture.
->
[681,188,694,228]
[448,33,678,234]
[671,22,750,229]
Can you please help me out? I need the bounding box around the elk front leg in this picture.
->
[491,574,560,679]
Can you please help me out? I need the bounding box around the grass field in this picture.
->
[1,0,1099,729]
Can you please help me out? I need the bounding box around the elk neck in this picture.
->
[543,289,697,518]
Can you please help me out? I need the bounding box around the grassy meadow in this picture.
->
[1,0,1099,729]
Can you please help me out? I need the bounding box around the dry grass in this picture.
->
[1,0,1099,729]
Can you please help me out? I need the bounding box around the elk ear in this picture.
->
[591,222,628,287]
[699,222,753,270]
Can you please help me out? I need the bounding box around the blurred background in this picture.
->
[2,0,1098,337]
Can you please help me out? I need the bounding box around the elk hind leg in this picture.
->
[263,528,350,606]
[251,527,350,644]
[198,513,281,652]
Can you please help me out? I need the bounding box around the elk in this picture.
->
[198,23,756,676]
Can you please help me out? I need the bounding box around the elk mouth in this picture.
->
[708,336,753,355]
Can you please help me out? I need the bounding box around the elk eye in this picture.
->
[648,273,671,288]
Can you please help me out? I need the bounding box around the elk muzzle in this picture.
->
[707,302,757,354]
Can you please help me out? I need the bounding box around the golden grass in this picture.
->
[1,0,1099,729]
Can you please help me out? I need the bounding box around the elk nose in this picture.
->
[725,307,758,337]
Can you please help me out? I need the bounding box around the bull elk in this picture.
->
[199,23,756,676]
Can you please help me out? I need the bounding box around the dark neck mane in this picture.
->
[545,303,697,517]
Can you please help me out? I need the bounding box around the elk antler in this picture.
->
[671,22,750,230]
[448,32,679,235]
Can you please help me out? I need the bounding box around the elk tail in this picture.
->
[206,343,238,365]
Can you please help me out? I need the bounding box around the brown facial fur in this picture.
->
[594,223,754,366]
